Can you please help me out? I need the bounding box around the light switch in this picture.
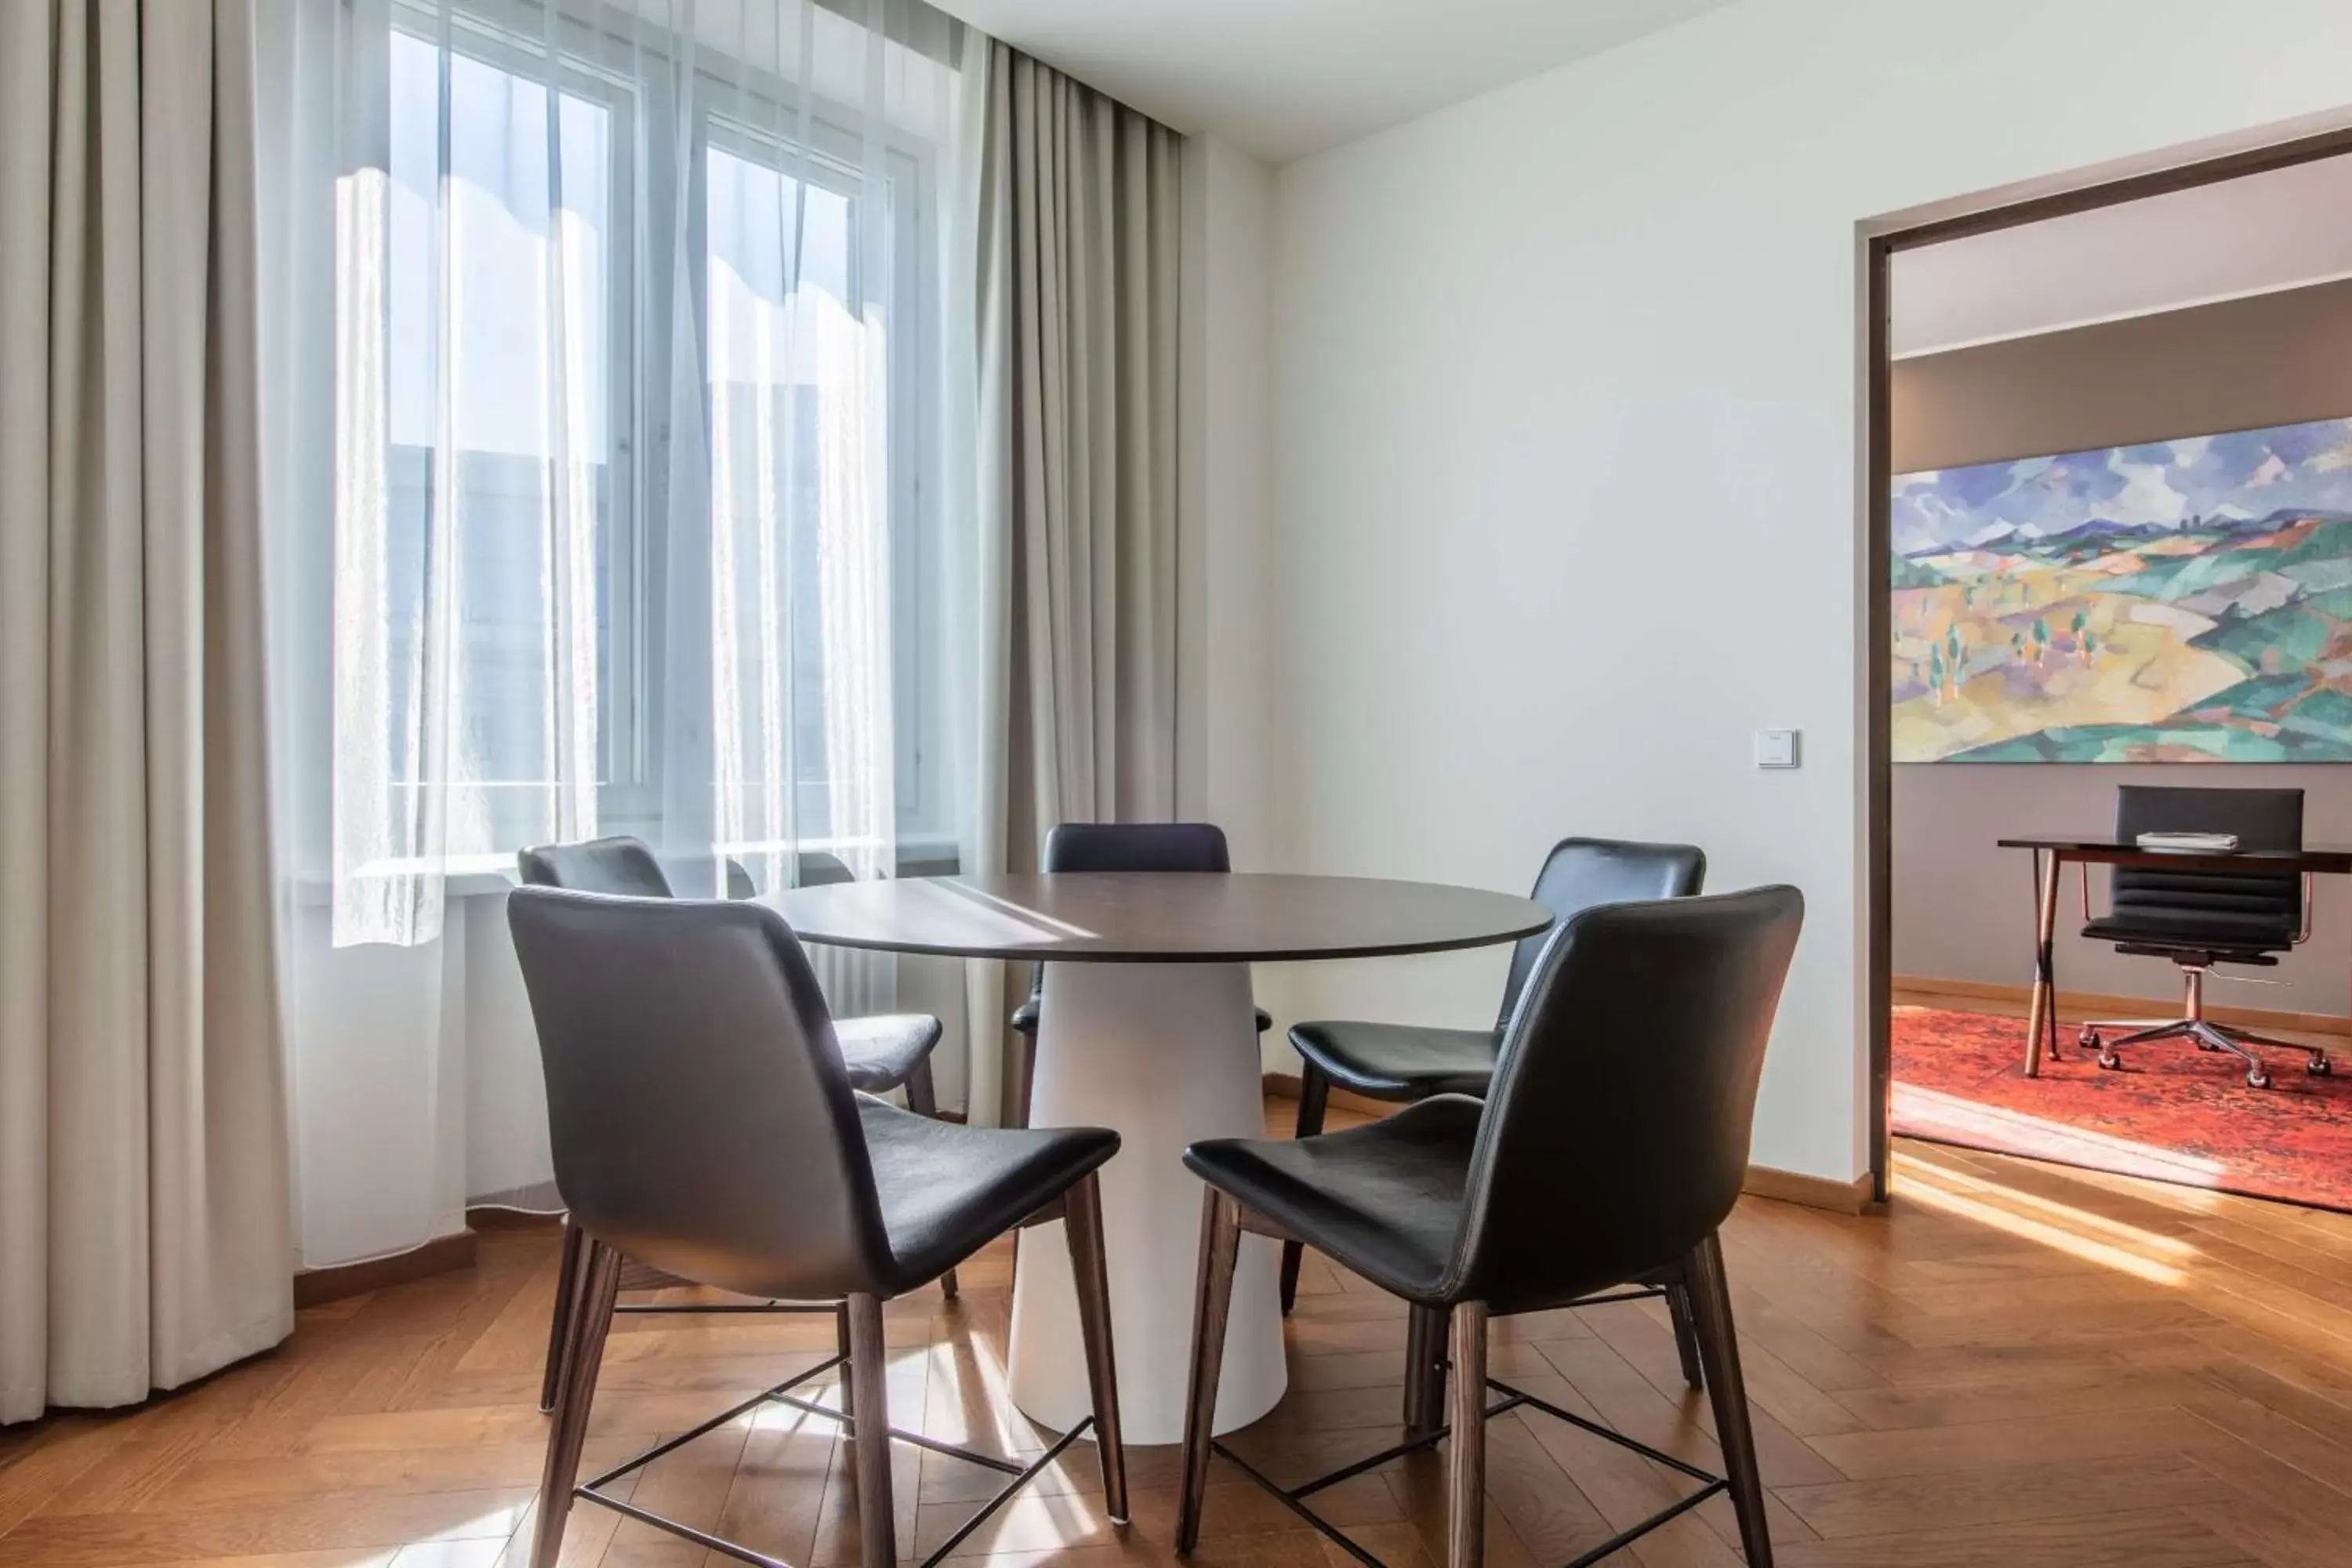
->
[1755,728,1799,768]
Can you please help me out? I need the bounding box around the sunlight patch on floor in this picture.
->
[1894,1151,2192,1287]
[1896,1080,2232,1185]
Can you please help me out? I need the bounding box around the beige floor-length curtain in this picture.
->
[0,0,294,1423]
[955,42,1183,1124]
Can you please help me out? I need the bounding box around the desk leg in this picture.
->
[2024,849,2060,1078]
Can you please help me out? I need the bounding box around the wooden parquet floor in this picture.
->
[6,1104,2352,1567]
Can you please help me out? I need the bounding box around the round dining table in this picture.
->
[768,869,1552,1443]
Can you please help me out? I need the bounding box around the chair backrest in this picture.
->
[1022,823,1234,1007]
[1446,885,1803,1315]
[2111,786,2303,946]
[1043,821,1233,875]
[506,887,892,1301]
[517,835,675,898]
[516,842,812,902]
[797,850,856,886]
[1496,837,1707,1028]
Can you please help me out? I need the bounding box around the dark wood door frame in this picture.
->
[1863,122,2352,1204]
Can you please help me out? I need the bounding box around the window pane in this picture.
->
[705,143,890,855]
[381,32,615,854]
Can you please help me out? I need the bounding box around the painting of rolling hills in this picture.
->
[1892,415,2352,763]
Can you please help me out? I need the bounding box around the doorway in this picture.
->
[1867,127,2352,1206]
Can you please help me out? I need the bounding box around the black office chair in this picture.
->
[517,834,955,1417]
[508,888,1127,1568]
[1177,886,1802,1568]
[1005,822,1271,1128]
[2075,786,2328,1089]
[1281,837,1707,1363]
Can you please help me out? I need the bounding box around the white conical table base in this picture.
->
[1006,960,1287,1443]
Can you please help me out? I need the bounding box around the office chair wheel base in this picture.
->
[2096,1051,2123,1072]
[2247,1068,2273,1090]
[2078,1027,2100,1051]
[2307,1056,2333,1077]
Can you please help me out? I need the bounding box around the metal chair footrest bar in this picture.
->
[1203,1374,1729,1568]
[612,1299,842,1316]
[571,1357,1100,1568]
[1563,1286,1669,1309]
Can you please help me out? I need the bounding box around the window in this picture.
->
[363,5,948,882]
[701,121,938,858]
[379,21,633,857]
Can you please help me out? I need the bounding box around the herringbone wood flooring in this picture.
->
[6,1102,2352,1567]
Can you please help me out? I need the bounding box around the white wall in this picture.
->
[1261,0,2352,1182]
[1178,137,1278,868]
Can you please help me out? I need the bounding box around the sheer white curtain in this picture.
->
[257,0,977,1265]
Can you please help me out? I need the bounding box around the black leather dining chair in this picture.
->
[1178,885,1802,1568]
[1279,837,1708,1401]
[2076,786,2327,1087]
[1005,822,1271,1128]
[517,834,956,1417]
[520,838,947,1110]
[508,888,1127,1568]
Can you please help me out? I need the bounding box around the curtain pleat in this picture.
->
[0,0,294,1423]
[957,42,1182,1124]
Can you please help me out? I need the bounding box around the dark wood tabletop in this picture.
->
[765,871,1554,963]
[1997,837,2352,875]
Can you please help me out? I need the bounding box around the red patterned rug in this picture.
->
[1893,1004,2352,1212]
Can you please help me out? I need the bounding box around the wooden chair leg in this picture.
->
[844,1293,896,1568]
[1279,1065,1330,1314]
[1403,1302,1449,1436]
[1007,1029,1037,1298]
[1011,1028,1037,1131]
[1063,1171,1129,1522]
[530,1237,620,1568]
[539,1216,586,1414]
[836,1301,855,1425]
[1446,1301,1488,1568]
[1665,1276,1705,1391]
[1176,1189,1242,1554]
[1684,1232,1772,1566]
[902,1060,957,1301]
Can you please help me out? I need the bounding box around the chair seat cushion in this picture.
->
[1012,997,1271,1036]
[836,1013,943,1093]
[1182,1095,1483,1305]
[860,1097,1118,1293]
[2081,912,2292,961]
[1289,1019,1501,1100]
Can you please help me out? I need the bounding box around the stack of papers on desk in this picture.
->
[2136,831,2241,853]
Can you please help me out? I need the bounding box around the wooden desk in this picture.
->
[1996,837,2352,1076]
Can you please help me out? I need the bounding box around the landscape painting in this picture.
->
[1892,416,2352,762]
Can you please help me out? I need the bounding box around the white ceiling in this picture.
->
[925,0,1739,162]
[1891,153,2352,358]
